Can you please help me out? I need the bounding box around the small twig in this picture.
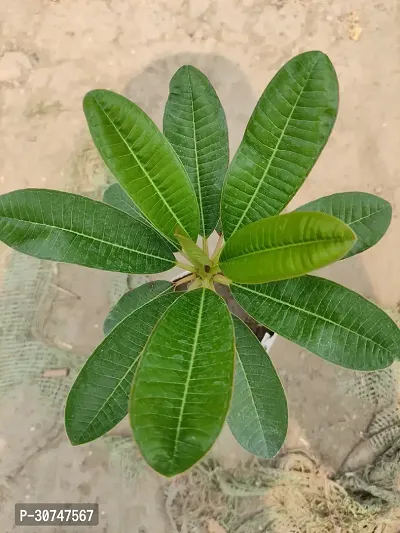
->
[42,368,70,378]
[51,338,73,351]
[52,283,81,299]
[174,273,195,287]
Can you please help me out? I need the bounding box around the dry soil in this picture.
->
[1,0,400,532]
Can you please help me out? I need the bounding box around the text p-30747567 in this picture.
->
[15,503,99,526]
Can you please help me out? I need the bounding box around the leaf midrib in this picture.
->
[105,185,179,251]
[299,200,389,229]
[347,204,389,228]
[234,283,394,354]
[92,93,190,237]
[222,236,352,263]
[71,286,175,443]
[187,68,206,237]
[0,214,175,264]
[306,203,389,228]
[171,288,205,464]
[230,57,318,237]
[235,351,269,452]
[106,186,150,224]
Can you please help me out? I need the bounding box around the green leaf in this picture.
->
[164,65,229,237]
[295,192,392,258]
[84,89,200,243]
[130,288,235,477]
[231,276,400,370]
[219,212,355,284]
[221,51,338,239]
[0,189,176,274]
[228,316,287,458]
[65,285,179,445]
[103,183,179,252]
[103,183,150,224]
[104,280,173,335]
[175,227,210,268]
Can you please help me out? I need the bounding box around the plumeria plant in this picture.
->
[0,51,399,477]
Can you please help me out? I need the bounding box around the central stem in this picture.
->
[174,234,230,290]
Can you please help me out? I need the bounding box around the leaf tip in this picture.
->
[82,89,100,108]
[65,423,93,447]
[64,424,80,447]
[173,64,202,79]
[344,223,357,248]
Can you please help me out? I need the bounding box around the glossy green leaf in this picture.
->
[228,316,287,458]
[0,189,176,274]
[232,276,400,370]
[103,183,179,252]
[103,183,150,224]
[84,89,200,242]
[103,280,173,335]
[220,212,355,284]
[164,65,229,237]
[221,51,338,239]
[65,286,179,445]
[130,288,234,477]
[296,192,392,258]
[175,227,210,268]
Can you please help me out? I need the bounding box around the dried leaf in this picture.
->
[348,11,362,41]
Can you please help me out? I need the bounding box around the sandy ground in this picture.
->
[1,0,400,531]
